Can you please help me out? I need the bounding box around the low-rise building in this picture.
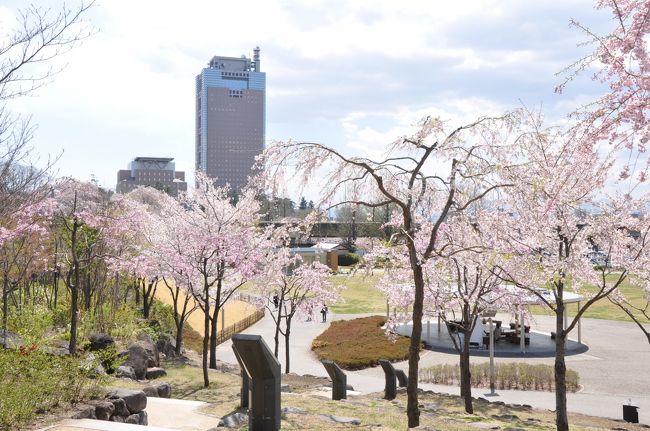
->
[116,157,187,196]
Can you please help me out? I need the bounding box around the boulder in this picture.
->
[125,411,148,425]
[0,329,22,349]
[146,367,167,380]
[155,382,172,398]
[110,398,129,417]
[218,412,247,428]
[71,405,96,420]
[136,333,160,366]
[115,365,136,380]
[142,386,158,397]
[94,401,115,421]
[107,389,147,414]
[110,415,125,423]
[156,333,178,358]
[88,332,114,351]
[122,344,149,379]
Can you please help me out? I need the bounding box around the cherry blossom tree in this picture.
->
[161,172,266,387]
[261,114,519,427]
[485,110,650,431]
[0,198,54,345]
[254,246,340,373]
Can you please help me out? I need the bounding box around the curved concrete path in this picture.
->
[215,311,650,424]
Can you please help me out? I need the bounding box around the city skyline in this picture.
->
[2,0,614,192]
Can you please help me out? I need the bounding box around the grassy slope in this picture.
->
[104,362,648,431]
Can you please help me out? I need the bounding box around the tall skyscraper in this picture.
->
[195,47,265,191]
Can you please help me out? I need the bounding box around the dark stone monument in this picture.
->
[232,334,281,431]
[321,360,347,400]
[395,369,408,388]
[232,343,250,408]
[378,359,397,400]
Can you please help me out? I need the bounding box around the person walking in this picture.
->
[273,294,279,309]
[320,305,328,322]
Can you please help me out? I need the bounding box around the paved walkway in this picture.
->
[215,311,650,424]
[41,398,219,431]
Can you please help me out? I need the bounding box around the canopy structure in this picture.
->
[391,288,587,357]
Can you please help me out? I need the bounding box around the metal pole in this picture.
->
[438,315,441,333]
[221,307,226,337]
[520,310,525,353]
[489,318,495,395]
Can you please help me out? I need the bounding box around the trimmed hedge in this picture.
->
[311,315,414,370]
[420,362,579,392]
[338,253,361,267]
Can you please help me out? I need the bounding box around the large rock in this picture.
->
[155,382,172,398]
[94,401,115,421]
[71,405,96,420]
[107,389,147,414]
[122,344,149,379]
[156,333,178,358]
[88,332,114,351]
[218,412,247,428]
[136,333,160,366]
[142,386,158,398]
[115,365,136,380]
[110,398,130,417]
[146,367,167,380]
[125,411,148,425]
[0,329,22,349]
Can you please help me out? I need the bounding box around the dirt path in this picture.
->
[153,281,257,334]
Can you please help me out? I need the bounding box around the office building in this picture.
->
[195,47,265,190]
[116,157,187,196]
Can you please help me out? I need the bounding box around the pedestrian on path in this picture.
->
[273,294,279,309]
[321,305,328,322]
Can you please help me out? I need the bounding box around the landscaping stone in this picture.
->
[146,367,167,379]
[110,415,125,423]
[0,329,22,349]
[155,382,172,398]
[136,332,160,366]
[107,388,147,413]
[142,386,159,397]
[122,343,151,379]
[110,398,129,417]
[71,405,96,420]
[88,332,114,351]
[115,365,136,380]
[280,383,292,392]
[469,423,500,430]
[94,401,115,421]
[156,333,178,358]
[323,415,361,425]
[218,412,248,428]
[492,414,519,421]
[282,406,308,416]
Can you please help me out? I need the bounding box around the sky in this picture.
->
[1,0,615,193]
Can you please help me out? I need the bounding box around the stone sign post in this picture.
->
[232,334,281,431]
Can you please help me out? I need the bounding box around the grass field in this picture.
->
[331,272,649,323]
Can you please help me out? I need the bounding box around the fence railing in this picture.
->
[216,299,265,345]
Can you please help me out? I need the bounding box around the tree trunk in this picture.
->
[202,290,210,387]
[68,220,80,356]
[284,324,291,374]
[406,258,424,428]
[2,277,8,334]
[83,269,92,311]
[175,320,184,356]
[555,304,569,431]
[209,307,218,369]
[274,303,282,358]
[460,335,473,413]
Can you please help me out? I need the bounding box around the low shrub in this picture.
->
[0,347,104,429]
[311,315,415,370]
[338,253,361,267]
[419,362,579,392]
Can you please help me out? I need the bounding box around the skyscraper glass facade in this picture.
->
[195,48,265,190]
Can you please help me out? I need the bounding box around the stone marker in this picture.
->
[232,345,250,409]
[232,334,281,431]
[321,360,347,400]
[378,359,397,400]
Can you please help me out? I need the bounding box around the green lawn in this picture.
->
[330,273,387,314]
[331,272,649,323]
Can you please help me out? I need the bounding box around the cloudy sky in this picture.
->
[1,0,614,191]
